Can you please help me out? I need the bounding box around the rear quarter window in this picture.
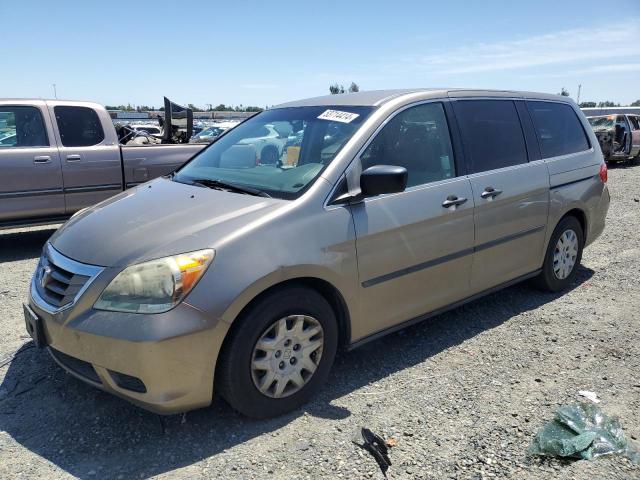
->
[54,106,105,147]
[527,101,590,158]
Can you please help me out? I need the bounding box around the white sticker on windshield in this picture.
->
[317,109,360,123]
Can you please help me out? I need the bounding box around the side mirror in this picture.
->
[360,165,408,196]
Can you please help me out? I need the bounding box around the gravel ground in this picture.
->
[0,165,639,480]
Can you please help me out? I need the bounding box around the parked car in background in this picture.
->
[237,123,287,164]
[25,89,609,418]
[587,114,640,163]
[131,123,162,136]
[190,125,227,143]
[0,132,16,146]
[0,99,206,229]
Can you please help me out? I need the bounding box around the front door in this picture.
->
[50,104,122,214]
[0,105,64,224]
[350,101,475,341]
[627,115,640,158]
[452,99,549,293]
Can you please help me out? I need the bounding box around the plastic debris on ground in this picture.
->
[578,390,600,403]
[353,427,392,477]
[529,402,639,464]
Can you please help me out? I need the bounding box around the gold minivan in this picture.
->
[25,89,609,417]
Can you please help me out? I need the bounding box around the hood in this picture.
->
[50,177,285,267]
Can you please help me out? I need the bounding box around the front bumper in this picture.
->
[28,289,229,415]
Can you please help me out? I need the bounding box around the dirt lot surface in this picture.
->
[1,165,639,480]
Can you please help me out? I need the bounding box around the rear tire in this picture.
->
[533,216,584,292]
[260,145,279,165]
[216,287,338,418]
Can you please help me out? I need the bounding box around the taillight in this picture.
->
[599,163,608,183]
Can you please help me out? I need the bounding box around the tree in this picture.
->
[597,101,619,107]
[348,82,360,93]
[329,84,345,94]
[559,87,570,97]
[187,103,199,111]
[630,100,640,107]
[579,101,596,108]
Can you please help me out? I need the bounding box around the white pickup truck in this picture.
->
[0,99,207,228]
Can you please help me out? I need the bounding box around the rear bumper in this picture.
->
[29,295,229,414]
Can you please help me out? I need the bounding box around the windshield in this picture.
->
[588,116,615,130]
[174,105,374,199]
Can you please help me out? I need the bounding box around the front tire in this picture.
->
[216,287,338,418]
[533,216,584,292]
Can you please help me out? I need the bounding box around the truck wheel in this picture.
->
[216,287,338,418]
[533,216,584,292]
[260,145,279,165]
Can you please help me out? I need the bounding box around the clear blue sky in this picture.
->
[2,0,639,108]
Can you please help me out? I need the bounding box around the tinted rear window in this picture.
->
[527,101,589,158]
[454,100,528,174]
[54,106,105,147]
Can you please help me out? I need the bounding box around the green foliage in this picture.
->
[597,101,620,107]
[579,102,596,108]
[630,99,640,107]
[330,82,360,94]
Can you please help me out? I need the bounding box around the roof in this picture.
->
[273,88,570,108]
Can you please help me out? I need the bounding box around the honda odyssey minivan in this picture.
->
[25,89,610,418]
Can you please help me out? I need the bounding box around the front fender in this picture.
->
[218,265,352,325]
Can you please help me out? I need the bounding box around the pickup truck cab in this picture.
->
[0,99,206,228]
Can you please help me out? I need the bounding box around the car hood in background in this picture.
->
[50,178,285,267]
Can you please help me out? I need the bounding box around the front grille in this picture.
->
[50,348,102,384]
[37,256,91,308]
[33,244,103,311]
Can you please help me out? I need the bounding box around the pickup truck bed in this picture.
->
[0,99,206,229]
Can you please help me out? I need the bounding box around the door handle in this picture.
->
[33,155,51,164]
[66,154,82,162]
[442,195,468,208]
[480,187,503,199]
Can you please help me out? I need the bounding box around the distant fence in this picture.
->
[581,107,640,116]
[108,110,258,120]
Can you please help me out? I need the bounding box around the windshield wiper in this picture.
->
[189,178,271,197]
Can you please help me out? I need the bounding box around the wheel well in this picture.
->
[228,278,351,349]
[562,208,587,240]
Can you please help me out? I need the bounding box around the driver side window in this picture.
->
[361,102,455,188]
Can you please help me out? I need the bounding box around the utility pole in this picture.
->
[52,83,57,99]
[577,84,582,105]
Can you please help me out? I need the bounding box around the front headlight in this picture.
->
[94,249,214,313]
